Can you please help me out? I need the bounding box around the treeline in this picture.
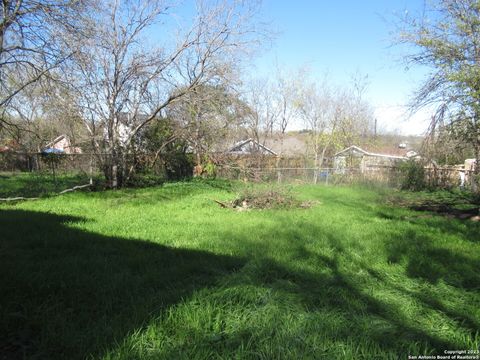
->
[2,0,479,188]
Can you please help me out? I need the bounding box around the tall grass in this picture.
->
[0,180,478,359]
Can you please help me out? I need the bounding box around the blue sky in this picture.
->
[160,0,432,135]
[253,0,432,135]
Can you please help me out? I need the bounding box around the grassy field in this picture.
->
[0,172,93,198]
[0,179,479,359]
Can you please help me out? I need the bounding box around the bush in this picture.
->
[125,173,165,188]
[399,159,426,191]
[203,160,217,179]
[163,152,194,180]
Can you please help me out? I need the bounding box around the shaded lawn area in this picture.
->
[0,172,92,198]
[0,180,479,359]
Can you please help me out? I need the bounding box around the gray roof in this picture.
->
[334,145,407,160]
[228,138,277,155]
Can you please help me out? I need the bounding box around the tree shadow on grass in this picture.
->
[385,229,480,289]
[190,224,467,359]
[0,209,244,360]
[376,208,480,244]
[172,219,478,358]
[364,266,480,336]
[1,206,478,359]
[242,248,457,354]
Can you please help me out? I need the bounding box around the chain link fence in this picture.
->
[216,164,404,186]
[1,152,477,199]
[216,163,477,191]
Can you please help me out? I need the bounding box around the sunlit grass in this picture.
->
[1,179,479,359]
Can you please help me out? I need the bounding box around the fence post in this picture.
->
[89,154,94,185]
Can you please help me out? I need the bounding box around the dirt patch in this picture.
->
[409,203,480,221]
[214,188,318,211]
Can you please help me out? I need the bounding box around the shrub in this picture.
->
[163,152,194,180]
[203,160,217,179]
[126,173,165,188]
[399,159,426,191]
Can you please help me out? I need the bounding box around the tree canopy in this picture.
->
[400,0,480,172]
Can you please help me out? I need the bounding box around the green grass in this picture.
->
[1,179,479,359]
[0,172,94,198]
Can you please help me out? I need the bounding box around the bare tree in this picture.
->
[299,73,375,182]
[0,0,89,132]
[274,68,303,148]
[168,84,247,166]
[70,0,265,188]
[270,68,303,182]
[241,77,279,147]
[299,79,334,183]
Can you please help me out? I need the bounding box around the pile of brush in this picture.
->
[214,187,317,211]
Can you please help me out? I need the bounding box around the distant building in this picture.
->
[465,159,477,172]
[228,138,277,156]
[44,135,82,154]
[333,145,407,173]
[264,136,307,156]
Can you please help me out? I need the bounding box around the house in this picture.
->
[44,135,82,154]
[228,138,277,156]
[264,136,308,156]
[333,145,408,173]
[465,158,477,172]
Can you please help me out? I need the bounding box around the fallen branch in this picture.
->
[212,199,229,208]
[0,196,40,202]
[58,184,92,195]
[0,183,92,202]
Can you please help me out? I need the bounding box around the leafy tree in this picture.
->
[139,118,193,180]
[399,0,480,180]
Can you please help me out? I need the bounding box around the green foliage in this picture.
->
[402,0,480,165]
[427,119,476,165]
[1,181,479,359]
[139,119,194,181]
[0,172,93,198]
[163,152,194,180]
[125,173,165,188]
[203,160,217,179]
[399,159,426,191]
[140,118,176,153]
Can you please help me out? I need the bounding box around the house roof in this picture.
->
[228,138,277,156]
[334,145,407,160]
[264,136,307,156]
[45,134,68,148]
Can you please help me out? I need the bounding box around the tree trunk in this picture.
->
[473,140,480,193]
[313,151,318,184]
[104,145,119,189]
